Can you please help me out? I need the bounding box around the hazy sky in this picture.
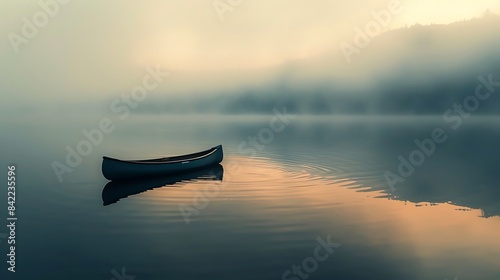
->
[1,0,499,102]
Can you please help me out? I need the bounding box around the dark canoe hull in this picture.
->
[102,145,223,181]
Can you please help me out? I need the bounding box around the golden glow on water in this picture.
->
[138,156,500,269]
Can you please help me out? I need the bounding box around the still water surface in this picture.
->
[1,114,499,279]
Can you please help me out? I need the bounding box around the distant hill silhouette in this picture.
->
[136,15,500,115]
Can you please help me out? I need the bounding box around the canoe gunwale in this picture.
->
[102,145,221,165]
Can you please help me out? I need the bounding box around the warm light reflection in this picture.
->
[143,158,500,243]
[126,156,500,275]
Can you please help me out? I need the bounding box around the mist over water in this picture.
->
[2,2,500,279]
[110,16,500,116]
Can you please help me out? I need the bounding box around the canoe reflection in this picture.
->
[102,164,223,206]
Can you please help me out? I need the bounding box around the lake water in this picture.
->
[1,114,500,280]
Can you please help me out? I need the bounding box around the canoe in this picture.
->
[102,145,223,181]
[102,164,223,205]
